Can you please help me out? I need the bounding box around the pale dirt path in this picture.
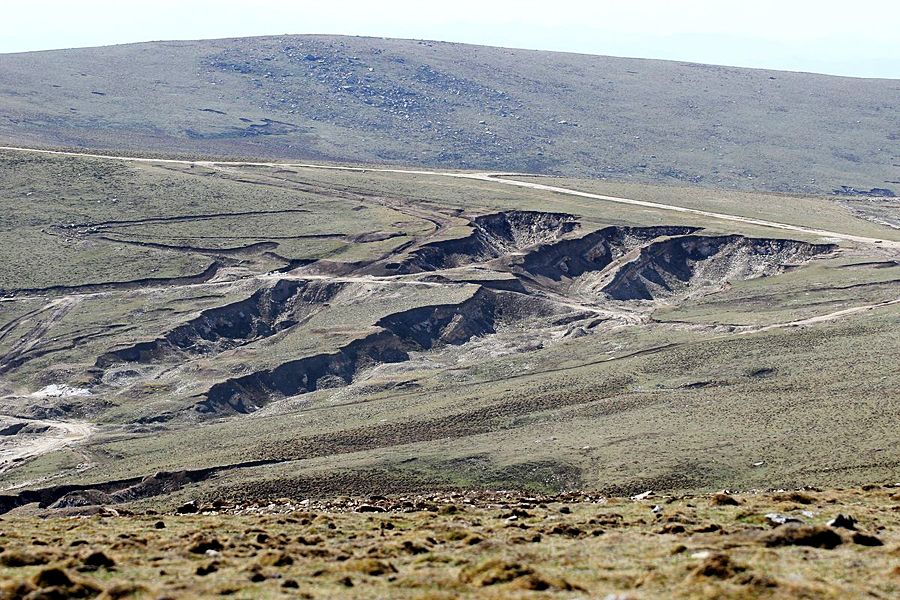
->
[737,298,900,335]
[3,146,898,248]
[470,174,900,249]
[0,417,93,478]
[0,297,78,374]
[0,271,462,305]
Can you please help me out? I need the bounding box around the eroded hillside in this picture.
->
[0,149,898,515]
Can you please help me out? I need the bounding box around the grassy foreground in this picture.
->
[1,487,898,599]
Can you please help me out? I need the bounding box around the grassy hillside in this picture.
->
[0,35,897,194]
[1,150,898,507]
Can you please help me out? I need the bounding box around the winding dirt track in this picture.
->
[3,146,898,249]
[740,297,900,334]
[0,418,93,478]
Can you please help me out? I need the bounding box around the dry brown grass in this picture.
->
[1,486,897,599]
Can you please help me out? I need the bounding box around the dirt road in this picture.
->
[0,297,78,374]
[2,146,898,249]
[739,297,900,334]
[471,174,900,249]
[0,417,93,477]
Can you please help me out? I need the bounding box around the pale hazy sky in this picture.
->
[2,0,898,78]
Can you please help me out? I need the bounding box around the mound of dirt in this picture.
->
[759,524,843,549]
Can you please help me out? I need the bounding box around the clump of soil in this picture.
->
[459,559,535,586]
[709,493,740,506]
[343,558,397,576]
[771,491,816,505]
[0,566,104,599]
[760,524,843,549]
[689,553,746,579]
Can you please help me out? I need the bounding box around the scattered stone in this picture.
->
[832,185,895,197]
[760,524,843,549]
[827,514,857,530]
[765,513,804,526]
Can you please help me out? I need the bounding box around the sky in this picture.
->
[1,0,898,79]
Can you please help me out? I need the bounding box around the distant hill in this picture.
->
[0,35,897,194]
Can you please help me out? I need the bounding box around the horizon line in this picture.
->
[1,32,897,82]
